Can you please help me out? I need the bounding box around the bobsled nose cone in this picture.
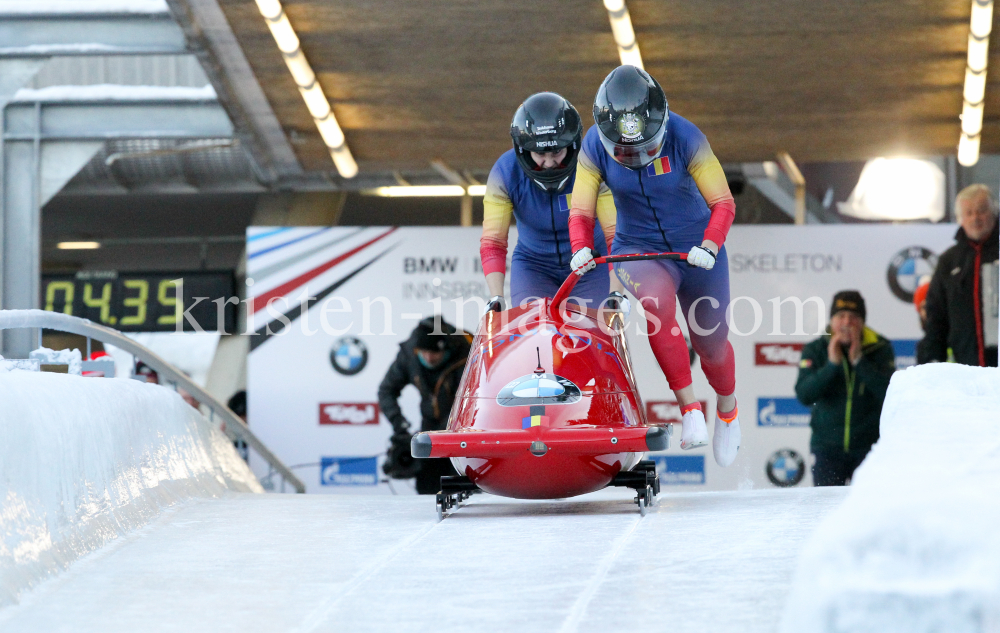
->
[645,426,669,452]
[411,433,432,458]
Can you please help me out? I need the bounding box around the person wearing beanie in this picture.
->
[794,290,896,486]
[377,316,472,494]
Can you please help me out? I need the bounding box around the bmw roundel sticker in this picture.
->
[330,337,368,376]
[886,246,937,303]
[766,448,805,487]
[496,373,582,407]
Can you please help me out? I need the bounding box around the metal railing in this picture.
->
[0,309,305,493]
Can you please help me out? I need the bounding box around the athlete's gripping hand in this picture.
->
[483,295,505,315]
[687,245,717,270]
[571,247,597,276]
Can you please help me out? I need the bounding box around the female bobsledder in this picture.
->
[568,65,741,467]
[480,92,623,312]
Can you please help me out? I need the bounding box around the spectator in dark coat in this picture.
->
[795,291,895,486]
[917,183,999,367]
[378,316,471,494]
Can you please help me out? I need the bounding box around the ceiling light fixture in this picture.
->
[57,241,101,250]
[603,0,643,69]
[368,186,487,197]
[959,0,993,166]
[254,0,357,178]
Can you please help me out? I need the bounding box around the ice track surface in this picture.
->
[0,487,845,633]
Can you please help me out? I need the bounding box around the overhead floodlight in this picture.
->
[315,115,345,148]
[254,0,357,178]
[962,101,985,135]
[57,241,101,250]
[971,0,994,37]
[965,66,988,103]
[369,186,467,197]
[959,0,993,166]
[837,158,946,221]
[603,0,643,69]
[467,185,487,196]
[959,133,982,165]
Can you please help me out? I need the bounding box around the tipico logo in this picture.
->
[754,343,804,366]
[320,403,379,425]
[757,398,811,427]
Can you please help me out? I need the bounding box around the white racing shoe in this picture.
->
[713,408,741,467]
[680,409,709,449]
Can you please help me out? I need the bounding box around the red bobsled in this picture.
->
[412,253,686,517]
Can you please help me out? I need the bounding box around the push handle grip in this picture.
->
[551,252,688,313]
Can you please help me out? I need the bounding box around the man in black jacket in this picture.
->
[378,316,471,494]
[918,184,999,367]
[795,291,896,486]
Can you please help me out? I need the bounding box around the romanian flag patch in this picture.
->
[558,193,572,213]
[522,414,548,429]
[644,156,671,177]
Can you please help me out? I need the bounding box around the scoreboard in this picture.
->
[41,271,236,332]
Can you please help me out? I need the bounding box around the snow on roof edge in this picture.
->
[11,84,217,103]
[0,0,169,15]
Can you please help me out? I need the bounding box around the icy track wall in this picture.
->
[0,371,262,606]
[781,364,1000,632]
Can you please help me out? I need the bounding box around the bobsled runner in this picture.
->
[411,252,688,519]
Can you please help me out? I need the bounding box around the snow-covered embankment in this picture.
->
[0,371,261,606]
[781,364,1000,631]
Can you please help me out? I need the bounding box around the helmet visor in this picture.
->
[599,124,666,169]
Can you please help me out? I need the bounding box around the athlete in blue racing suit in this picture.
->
[480,92,620,310]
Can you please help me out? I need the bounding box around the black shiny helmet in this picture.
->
[593,65,668,170]
[510,92,582,192]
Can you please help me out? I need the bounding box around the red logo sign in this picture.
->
[755,343,804,366]
[645,400,709,424]
[319,403,380,425]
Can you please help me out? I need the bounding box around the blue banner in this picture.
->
[757,397,811,427]
[652,455,705,485]
[320,456,378,486]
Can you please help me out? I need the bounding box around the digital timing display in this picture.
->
[42,271,236,332]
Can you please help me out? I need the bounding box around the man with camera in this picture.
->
[378,316,471,494]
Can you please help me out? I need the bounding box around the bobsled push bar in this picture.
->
[551,251,688,311]
[412,425,668,459]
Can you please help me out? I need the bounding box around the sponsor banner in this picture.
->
[652,455,705,485]
[755,342,804,366]
[320,403,379,425]
[248,225,956,493]
[320,456,378,486]
[757,397,811,427]
[645,400,709,424]
[891,339,919,370]
[766,448,806,487]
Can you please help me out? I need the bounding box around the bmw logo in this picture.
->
[766,448,805,487]
[330,337,368,376]
[887,246,937,303]
[496,373,582,407]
